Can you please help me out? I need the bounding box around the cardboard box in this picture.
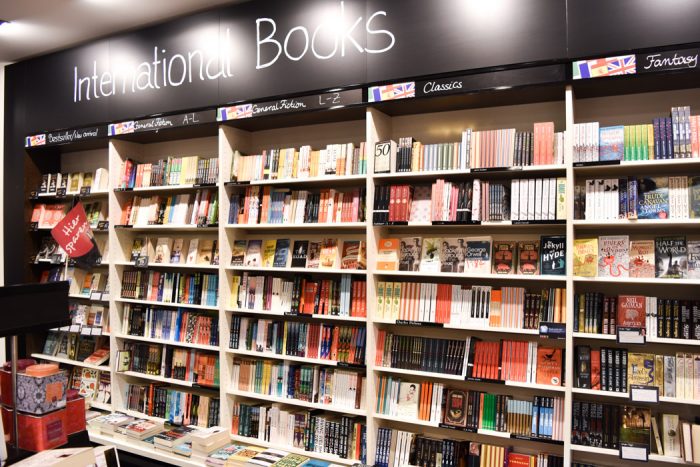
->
[16,370,67,414]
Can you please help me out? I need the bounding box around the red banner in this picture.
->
[51,203,100,267]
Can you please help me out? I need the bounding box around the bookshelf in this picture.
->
[20,73,700,466]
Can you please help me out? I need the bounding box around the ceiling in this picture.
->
[0,0,245,63]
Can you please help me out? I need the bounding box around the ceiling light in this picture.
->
[0,20,8,27]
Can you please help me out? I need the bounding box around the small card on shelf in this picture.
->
[629,385,658,403]
[617,327,645,344]
[619,443,648,462]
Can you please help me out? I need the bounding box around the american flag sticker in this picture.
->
[573,54,636,80]
[26,134,46,147]
[368,82,416,102]
[218,104,253,121]
[108,121,135,136]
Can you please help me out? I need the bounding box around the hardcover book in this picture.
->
[398,237,421,272]
[573,238,598,277]
[306,241,321,269]
[628,353,655,387]
[536,347,562,386]
[687,240,700,279]
[440,238,464,273]
[517,240,539,275]
[78,368,99,399]
[230,240,247,266]
[620,406,651,446]
[655,236,688,279]
[491,241,515,275]
[637,177,670,219]
[261,239,277,268]
[396,382,419,418]
[244,240,262,267]
[319,238,338,269]
[617,295,646,331]
[540,235,566,275]
[598,235,629,278]
[419,238,442,272]
[464,236,492,274]
[599,125,625,161]
[629,240,655,278]
[130,237,146,261]
[273,239,290,268]
[377,238,400,271]
[340,240,361,270]
[442,389,468,427]
[291,240,309,268]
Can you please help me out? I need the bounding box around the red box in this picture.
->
[65,391,86,435]
[2,406,68,451]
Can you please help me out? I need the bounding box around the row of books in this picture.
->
[376,282,565,328]
[575,176,700,221]
[30,203,68,228]
[119,156,219,188]
[39,266,65,283]
[121,342,219,386]
[82,201,107,226]
[374,429,564,467]
[69,269,108,297]
[573,106,697,163]
[375,122,563,174]
[125,382,220,426]
[120,270,219,306]
[232,273,367,317]
[232,403,364,460]
[229,187,366,225]
[231,143,368,182]
[68,367,111,404]
[231,238,366,271]
[206,443,338,467]
[229,317,366,366]
[130,236,218,265]
[120,190,219,226]
[122,304,219,347]
[38,169,109,194]
[378,235,566,276]
[575,346,700,400]
[376,375,564,441]
[232,358,365,410]
[373,178,566,224]
[33,236,67,263]
[573,235,699,279]
[42,331,110,365]
[69,302,108,331]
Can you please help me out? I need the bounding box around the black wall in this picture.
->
[6,0,700,283]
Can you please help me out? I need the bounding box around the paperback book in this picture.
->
[598,235,629,278]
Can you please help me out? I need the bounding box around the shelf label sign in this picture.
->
[133,110,217,132]
[108,121,135,136]
[367,81,415,102]
[617,327,646,344]
[50,202,101,269]
[630,385,659,403]
[637,48,700,74]
[25,134,47,148]
[619,443,648,462]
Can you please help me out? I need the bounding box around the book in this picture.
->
[396,382,419,418]
[377,238,400,271]
[617,295,646,331]
[186,239,199,264]
[291,240,309,268]
[170,238,186,264]
[629,240,655,278]
[599,125,625,161]
[662,414,681,457]
[306,241,321,269]
[273,239,290,268]
[690,176,700,218]
[573,238,598,277]
[398,237,421,272]
[78,368,99,398]
[536,347,562,386]
[340,240,362,270]
[655,236,688,279]
[130,237,146,261]
[84,348,110,365]
[419,238,441,272]
[195,239,215,264]
[688,240,700,279]
[491,241,515,274]
[443,389,468,428]
[464,236,491,274]
[540,235,565,275]
[620,406,651,446]
[517,240,539,275]
[440,238,464,273]
[154,238,173,264]
[95,372,111,404]
[598,235,629,278]
[117,350,131,372]
[319,238,338,269]
[628,353,655,387]
[637,177,670,219]
[261,239,277,268]
[230,240,247,266]
[244,240,263,267]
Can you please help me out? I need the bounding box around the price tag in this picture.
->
[69,324,81,333]
[630,385,659,403]
[90,291,102,301]
[29,191,38,199]
[97,220,109,231]
[135,256,149,268]
[80,326,92,336]
[91,327,102,336]
[617,327,645,344]
[101,293,110,301]
[620,443,648,462]
[80,186,92,196]
[50,254,63,264]
[539,322,566,339]
[60,326,71,332]
[56,187,67,197]
[29,222,39,231]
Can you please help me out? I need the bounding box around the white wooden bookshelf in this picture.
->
[114,333,219,351]
[31,353,110,372]
[226,389,367,416]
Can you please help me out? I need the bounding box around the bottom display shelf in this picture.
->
[89,431,201,467]
[570,444,690,465]
[229,434,359,466]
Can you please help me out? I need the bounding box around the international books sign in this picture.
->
[572,55,637,80]
[50,203,102,269]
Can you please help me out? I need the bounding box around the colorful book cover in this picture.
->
[690,176,700,218]
[197,239,215,264]
[291,240,309,268]
[377,238,400,271]
[398,237,421,272]
[573,238,598,277]
[598,235,629,278]
[419,238,442,272]
[540,235,566,275]
[273,238,290,268]
[464,236,492,274]
[599,125,625,161]
[443,389,468,427]
[319,238,338,269]
[637,177,670,219]
[306,241,321,268]
[78,368,99,398]
[154,237,172,264]
[629,240,655,278]
[230,240,247,266]
[244,240,262,267]
[492,241,515,274]
[628,353,655,387]
[517,240,539,275]
[655,236,688,279]
[396,382,419,418]
[340,240,361,270]
[617,295,646,330]
[536,347,562,386]
[620,406,651,446]
[170,238,185,264]
[261,239,277,268]
[687,240,700,279]
[440,238,464,273]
